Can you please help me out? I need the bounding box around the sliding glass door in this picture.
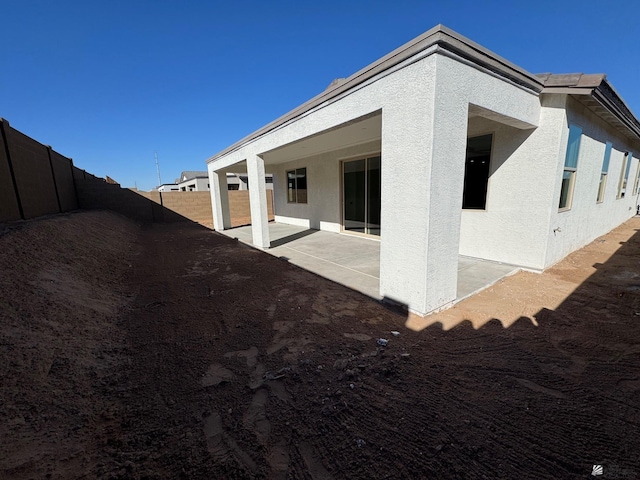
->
[343,155,380,236]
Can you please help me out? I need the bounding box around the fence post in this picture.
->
[46,146,62,213]
[0,118,25,220]
[69,158,81,209]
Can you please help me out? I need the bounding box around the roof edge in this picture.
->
[592,79,640,140]
[540,74,640,141]
[207,24,543,164]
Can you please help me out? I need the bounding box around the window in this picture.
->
[617,152,632,198]
[559,124,582,210]
[287,168,307,203]
[228,184,239,191]
[597,141,612,203]
[462,134,492,210]
[634,157,640,195]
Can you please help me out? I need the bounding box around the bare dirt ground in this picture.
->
[1,210,639,479]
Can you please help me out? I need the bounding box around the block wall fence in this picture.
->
[0,118,79,222]
[0,118,273,228]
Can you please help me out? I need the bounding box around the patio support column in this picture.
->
[247,154,270,249]
[379,64,467,315]
[210,169,231,231]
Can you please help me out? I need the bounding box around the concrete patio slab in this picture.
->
[219,223,520,306]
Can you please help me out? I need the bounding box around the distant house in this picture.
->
[161,170,273,192]
[157,183,179,192]
[206,24,640,317]
[176,171,209,191]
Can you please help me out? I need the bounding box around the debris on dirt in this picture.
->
[376,338,389,346]
[263,367,291,381]
[391,331,400,336]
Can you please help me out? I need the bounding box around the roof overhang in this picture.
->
[207,24,544,164]
[539,73,640,144]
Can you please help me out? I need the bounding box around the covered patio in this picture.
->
[207,26,541,315]
[219,223,520,305]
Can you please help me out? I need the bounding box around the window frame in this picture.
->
[597,141,612,204]
[559,124,582,212]
[462,132,494,211]
[617,152,632,199]
[633,158,640,195]
[286,167,308,204]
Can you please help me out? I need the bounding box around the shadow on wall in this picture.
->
[74,170,275,229]
[405,218,640,332]
[74,170,214,228]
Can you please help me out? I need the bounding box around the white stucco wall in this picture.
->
[408,54,540,312]
[178,177,209,191]
[543,96,640,267]
[157,184,179,192]
[208,49,540,316]
[208,52,444,315]
[459,95,566,269]
[271,140,381,232]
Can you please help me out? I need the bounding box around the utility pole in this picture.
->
[155,151,162,186]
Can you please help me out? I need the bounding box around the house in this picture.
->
[206,24,640,317]
[176,171,210,191]
[163,170,274,192]
[157,183,180,192]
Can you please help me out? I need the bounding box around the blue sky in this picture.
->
[2,0,638,190]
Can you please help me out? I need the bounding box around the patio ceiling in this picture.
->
[218,113,381,173]
[260,112,382,166]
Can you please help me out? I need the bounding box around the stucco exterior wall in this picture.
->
[209,54,443,313]
[543,95,640,267]
[178,177,209,191]
[406,54,540,312]
[459,95,566,269]
[271,140,381,232]
[208,49,540,315]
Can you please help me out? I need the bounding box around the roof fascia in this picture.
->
[591,80,640,140]
[542,78,640,142]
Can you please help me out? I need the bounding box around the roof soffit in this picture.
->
[540,73,640,143]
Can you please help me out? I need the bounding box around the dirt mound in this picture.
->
[1,211,639,479]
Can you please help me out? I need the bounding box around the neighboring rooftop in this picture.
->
[176,171,208,183]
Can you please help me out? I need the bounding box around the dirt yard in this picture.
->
[1,210,639,479]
